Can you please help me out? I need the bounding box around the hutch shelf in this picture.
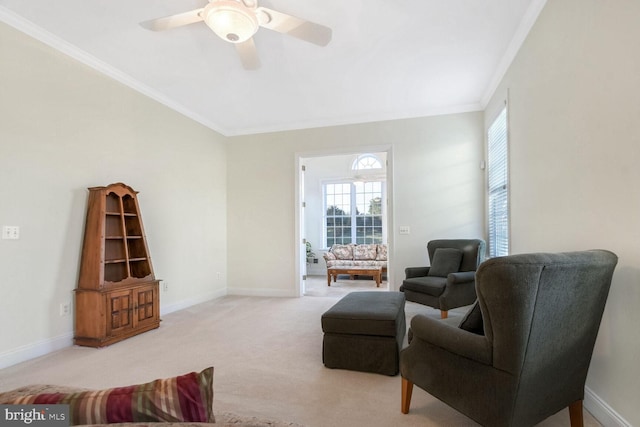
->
[74,183,160,347]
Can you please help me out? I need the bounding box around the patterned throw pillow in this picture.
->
[331,244,354,260]
[353,244,377,260]
[376,244,388,261]
[4,367,214,425]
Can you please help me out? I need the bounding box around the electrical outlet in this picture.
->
[216,272,222,280]
[163,281,169,292]
[59,302,70,316]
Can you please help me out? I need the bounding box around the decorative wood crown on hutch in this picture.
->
[78,183,154,288]
[75,183,160,347]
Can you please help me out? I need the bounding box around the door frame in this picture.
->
[294,145,395,297]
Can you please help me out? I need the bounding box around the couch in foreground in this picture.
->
[0,367,301,427]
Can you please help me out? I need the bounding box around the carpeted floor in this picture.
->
[0,276,601,427]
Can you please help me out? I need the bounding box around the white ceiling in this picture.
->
[0,0,545,136]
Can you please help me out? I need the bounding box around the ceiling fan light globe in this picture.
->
[203,1,258,44]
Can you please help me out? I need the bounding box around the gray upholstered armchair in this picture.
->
[400,239,486,319]
[400,250,618,427]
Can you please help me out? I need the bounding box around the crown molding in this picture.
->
[224,102,484,136]
[0,6,228,136]
[1,3,529,138]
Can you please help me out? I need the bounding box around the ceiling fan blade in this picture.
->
[256,7,332,46]
[235,38,261,70]
[140,9,204,31]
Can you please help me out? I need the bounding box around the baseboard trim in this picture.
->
[0,291,227,370]
[0,333,74,370]
[585,386,631,427]
[227,287,297,297]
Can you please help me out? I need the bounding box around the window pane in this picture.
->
[352,154,382,170]
[487,107,509,257]
[324,180,385,247]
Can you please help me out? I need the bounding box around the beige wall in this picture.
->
[226,113,485,295]
[0,22,228,366]
[485,0,640,425]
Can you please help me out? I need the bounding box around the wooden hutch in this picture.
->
[74,183,160,347]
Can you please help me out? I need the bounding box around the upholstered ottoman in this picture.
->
[321,291,406,376]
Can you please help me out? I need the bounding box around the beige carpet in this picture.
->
[0,276,600,427]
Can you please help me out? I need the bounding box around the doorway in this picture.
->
[295,148,394,297]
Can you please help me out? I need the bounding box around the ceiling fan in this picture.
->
[140,0,332,70]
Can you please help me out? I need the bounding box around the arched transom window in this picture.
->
[352,154,382,171]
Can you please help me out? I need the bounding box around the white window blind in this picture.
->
[487,107,509,257]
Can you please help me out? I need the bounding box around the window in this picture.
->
[324,181,385,247]
[352,154,382,171]
[487,107,509,257]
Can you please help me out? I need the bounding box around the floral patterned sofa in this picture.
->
[323,243,388,272]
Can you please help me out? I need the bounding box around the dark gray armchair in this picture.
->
[400,239,486,319]
[400,250,618,427]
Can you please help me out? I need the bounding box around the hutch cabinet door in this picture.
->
[107,289,134,336]
[133,284,159,328]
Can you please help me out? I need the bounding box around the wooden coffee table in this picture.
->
[327,266,383,287]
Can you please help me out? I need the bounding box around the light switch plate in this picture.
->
[399,226,410,235]
[2,226,20,239]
